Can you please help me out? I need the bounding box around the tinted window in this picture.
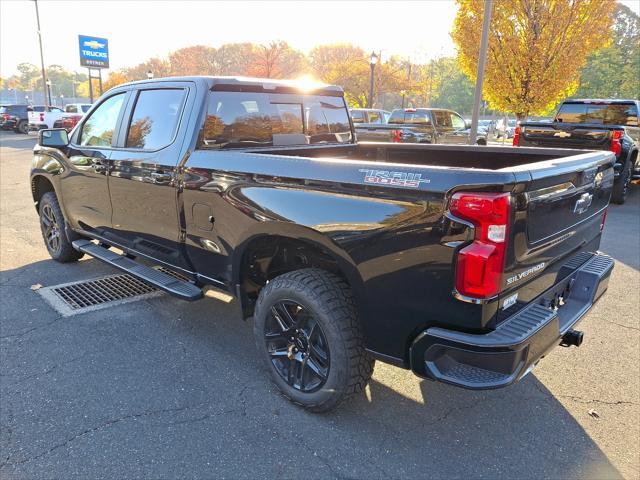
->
[433,111,452,127]
[80,93,125,147]
[201,91,351,148]
[126,89,186,149]
[81,105,91,113]
[450,112,466,129]
[33,106,46,112]
[368,111,382,124]
[388,110,431,124]
[66,105,78,113]
[556,102,639,125]
[351,110,365,123]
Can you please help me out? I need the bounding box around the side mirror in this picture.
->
[38,128,69,148]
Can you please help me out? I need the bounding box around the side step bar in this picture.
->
[72,240,203,301]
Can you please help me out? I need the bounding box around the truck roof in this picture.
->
[564,99,638,104]
[116,76,344,96]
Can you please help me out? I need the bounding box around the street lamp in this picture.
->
[147,70,154,80]
[368,51,378,108]
[45,79,52,108]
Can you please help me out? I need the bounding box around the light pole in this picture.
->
[468,0,493,145]
[33,0,49,109]
[25,95,29,106]
[147,70,154,80]
[46,79,52,107]
[368,52,378,109]
[60,94,64,108]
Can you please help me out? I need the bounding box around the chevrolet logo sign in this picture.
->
[83,40,105,49]
[553,131,572,138]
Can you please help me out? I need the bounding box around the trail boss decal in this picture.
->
[359,169,431,188]
[506,262,546,285]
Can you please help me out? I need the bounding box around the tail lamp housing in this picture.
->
[610,130,623,157]
[450,192,511,299]
[392,129,402,142]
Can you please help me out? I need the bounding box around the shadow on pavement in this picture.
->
[0,258,623,479]
[600,184,640,271]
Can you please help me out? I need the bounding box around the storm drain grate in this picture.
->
[53,274,157,309]
[38,273,163,316]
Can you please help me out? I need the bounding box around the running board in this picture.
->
[72,240,203,301]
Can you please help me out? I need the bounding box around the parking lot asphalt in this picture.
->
[1,130,638,479]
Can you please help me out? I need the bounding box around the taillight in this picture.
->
[2,113,8,121]
[611,130,623,156]
[63,115,81,129]
[39,112,45,122]
[600,209,607,232]
[450,192,511,299]
[512,125,521,146]
[392,129,402,142]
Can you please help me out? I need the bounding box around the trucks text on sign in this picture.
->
[78,35,109,68]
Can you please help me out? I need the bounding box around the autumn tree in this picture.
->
[247,41,306,79]
[452,0,615,119]
[168,45,217,76]
[212,43,255,75]
[575,4,639,99]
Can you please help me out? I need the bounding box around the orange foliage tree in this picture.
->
[452,0,615,118]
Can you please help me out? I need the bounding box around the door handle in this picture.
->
[151,171,172,183]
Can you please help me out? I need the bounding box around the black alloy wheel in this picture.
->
[264,300,330,393]
[41,203,62,255]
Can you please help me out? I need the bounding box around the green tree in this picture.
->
[575,4,639,99]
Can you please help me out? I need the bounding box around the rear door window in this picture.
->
[351,110,365,123]
[125,89,187,150]
[433,111,452,127]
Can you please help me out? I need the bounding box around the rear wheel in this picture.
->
[253,268,374,412]
[15,120,28,134]
[611,161,631,205]
[39,191,84,262]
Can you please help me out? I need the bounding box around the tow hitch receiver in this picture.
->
[560,329,584,347]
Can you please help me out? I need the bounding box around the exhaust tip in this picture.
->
[561,329,584,348]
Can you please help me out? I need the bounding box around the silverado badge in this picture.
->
[359,169,430,188]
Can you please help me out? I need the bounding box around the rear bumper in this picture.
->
[409,252,614,389]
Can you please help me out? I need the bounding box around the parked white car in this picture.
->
[28,103,91,131]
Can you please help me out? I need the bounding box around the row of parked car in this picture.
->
[0,103,91,134]
[350,107,518,146]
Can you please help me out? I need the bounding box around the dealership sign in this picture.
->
[78,35,109,68]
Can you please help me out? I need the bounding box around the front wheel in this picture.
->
[15,121,28,134]
[253,268,374,412]
[39,191,84,262]
[611,161,631,205]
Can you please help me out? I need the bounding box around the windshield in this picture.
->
[555,102,638,126]
[81,105,91,113]
[201,91,352,148]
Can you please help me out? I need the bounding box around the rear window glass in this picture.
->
[556,102,639,126]
[201,92,352,148]
[126,89,186,149]
[388,110,431,124]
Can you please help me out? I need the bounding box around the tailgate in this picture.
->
[28,111,41,124]
[498,151,615,318]
[520,123,611,150]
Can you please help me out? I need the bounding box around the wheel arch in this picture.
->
[31,174,56,212]
[231,224,366,320]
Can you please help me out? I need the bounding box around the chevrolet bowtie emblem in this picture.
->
[553,131,571,138]
[83,40,105,49]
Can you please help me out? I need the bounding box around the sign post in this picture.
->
[78,35,109,103]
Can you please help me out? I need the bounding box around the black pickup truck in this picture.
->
[31,77,615,412]
[516,99,639,204]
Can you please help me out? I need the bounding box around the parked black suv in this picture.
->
[0,104,31,133]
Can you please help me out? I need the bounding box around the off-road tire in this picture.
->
[15,120,28,134]
[254,268,374,412]
[611,160,631,205]
[39,191,84,262]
